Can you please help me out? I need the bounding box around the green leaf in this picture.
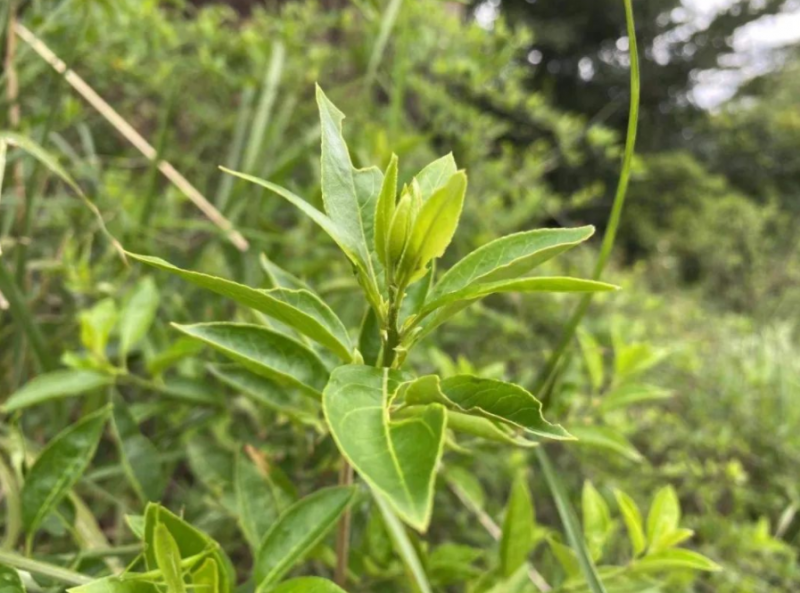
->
[235,452,282,550]
[191,559,220,593]
[613,489,646,557]
[209,364,319,423]
[3,369,112,412]
[646,486,680,552]
[128,253,352,361]
[444,410,538,448]
[634,549,721,573]
[374,154,399,267]
[548,539,580,578]
[154,524,187,593]
[173,323,328,398]
[111,393,166,503]
[374,494,433,593]
[323,365,446,531]
[119,276,160,360]
[400,171,466,281]
[253,486,356,589]
[536,448,607,593]
[429,226,595,302]
[570,426,643,462]
[264,578,346,593]
[79,298,118,358]
[600,383,672,412]
[500,471,534,577]
[657,528,695,549]
[358,307,382,367]
[260,254,310,291]
[582,481,612,562]
[444,466,486,511]
[68,578,158,593]
[22,406,111,536]
[401,375,572,440]
[578,329,605,392]
[144,504,235,593]
[0,564,25,593]
[414,153,457,201]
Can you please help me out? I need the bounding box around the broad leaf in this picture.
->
[323,365,446,531]
[22,406,111,535]
[429,226,595,302]
[400,171,466,281]
[570,426,643,462]
[265,578,346,593]
[209,364,319,423]
[414,153,457,201]
[374,154,399,266]
[634,549,721,573]
[119,276,160,359]
[174,323,328,398]
[144,504,235,593]
[614,489,646,557]
[129,253,352,361]
[111,393,166,503]
[253,486,357,589]
[500,471,534,577]
[0,564,25,593]
[3,369,112,412]
[646,486,680,551]
[235,452,283,550]
[401,375,572,440]
[154,524,187,593]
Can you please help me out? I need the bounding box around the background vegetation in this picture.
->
[1,0,799,591]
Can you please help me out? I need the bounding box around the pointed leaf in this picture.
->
[375,154,399,266]
[634,549,721,573]
[3,369,112,412]
[614,489,646,557]
[570,426,643,462]
[235,453,282,550]
[429,226,595,302]
[154,524,187,593]
[119,277,160,359]
[374,494,433,593]
[401,375,572,440]
[253,486,357,589]
[582,481,612,561]
[323,365,446,531]
[173,323,328,398]
[500,472,534,577]
[128,253,352,361]
[646,486,680,551]
[260,254,310,291]
[22,406,111,535]
[444,410,538,448]
[414,153,457,201]
[69,579,158,593]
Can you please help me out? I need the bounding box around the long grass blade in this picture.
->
[365,0,404,88]
[242,41,285,174]
[536,448,607,593]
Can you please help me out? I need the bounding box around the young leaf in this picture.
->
[235,452,282,550]
[22,406,111,536]
[68,579,159,592]
[569,426,644,463]
[79,298,117,359]
[173,323,329,398]
[582,481,612,562]
[154,524,187,593]
[253,486,357,589]
[429,226,595,302]
[119,276,160,360]
[128,253,352,361]
[401,375,572,440]
[500,471,534,577]
[374,154,399,267]
[209,364,319,423]
[634,549,721,573]
[548,539,580,578]
[614,489,646,557]
[191,559,220,593]
[536,448,607,593]
[646,486,680,551]
[0,564,25,593]
[414,153,457,201]
[265,578,346,593]
[657,528,695,549]
[3,369,112,413]
[143,504,235,593]
[323,365,446,531]
[400,171,466,282]
[111,393,166,503]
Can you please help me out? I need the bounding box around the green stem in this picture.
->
[0,453,21,550]
[536,0,639,406]
[0,550,92,586]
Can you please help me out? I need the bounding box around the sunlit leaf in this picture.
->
[614,489,646,557]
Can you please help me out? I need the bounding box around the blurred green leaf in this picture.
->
[500,471,534,577]
[582,481,612,561]
[265,578,346,593]
[614,489,646,558]
[154,524,187,593]
[634,549,721,573]
[119,276,160,360]
[374,154,399,267]
[3,369,112,412]
[0,564,25,593]
[570,426,644,462]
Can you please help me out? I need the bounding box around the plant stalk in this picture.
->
[334,460,354,586]
[0,550,92,586]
